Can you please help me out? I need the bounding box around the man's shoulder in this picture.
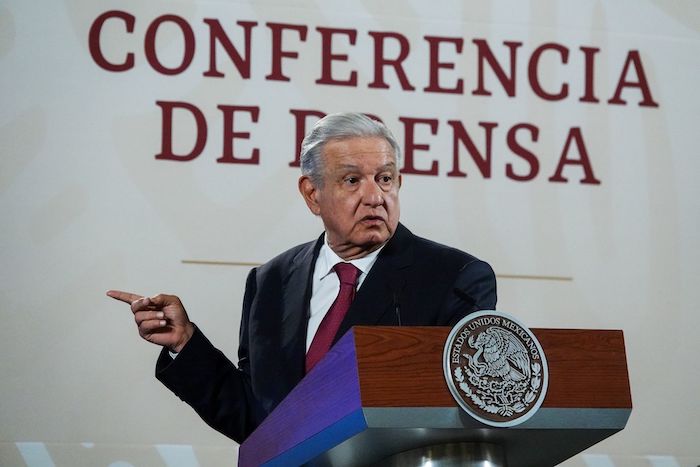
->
[398,225,497,310]
[412,232,476,258]
[397,224,483,268]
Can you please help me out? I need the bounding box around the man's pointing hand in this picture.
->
[107,290,194,353]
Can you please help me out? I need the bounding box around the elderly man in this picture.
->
[108,112,496,443]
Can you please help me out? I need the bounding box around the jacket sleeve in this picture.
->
[439,259,497,326]
[154,268,260,443]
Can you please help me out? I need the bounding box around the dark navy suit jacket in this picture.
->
[155,223,496,442]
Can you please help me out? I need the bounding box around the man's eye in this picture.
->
[379,175,393,183]
[344,177,359,185]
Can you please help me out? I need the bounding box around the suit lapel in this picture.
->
[278,235,323,380]
[334,224,414,343]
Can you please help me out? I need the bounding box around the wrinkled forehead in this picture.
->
[320,136,398,164]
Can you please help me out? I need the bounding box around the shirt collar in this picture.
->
[317,234,385,280]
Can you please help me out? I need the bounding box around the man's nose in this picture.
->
[361,181,384,206]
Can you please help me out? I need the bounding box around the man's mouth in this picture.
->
[360,215,385,225]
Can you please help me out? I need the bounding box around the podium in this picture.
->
[239,326,631,466]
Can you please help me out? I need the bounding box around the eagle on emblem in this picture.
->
[467,327,531,382]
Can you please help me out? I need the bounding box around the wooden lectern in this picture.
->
[239,326,631,467]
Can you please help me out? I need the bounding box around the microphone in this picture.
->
[389,277,405,326]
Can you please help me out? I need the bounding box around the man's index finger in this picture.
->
[106,290,143,305]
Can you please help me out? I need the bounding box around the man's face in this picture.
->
[299,136,401,260]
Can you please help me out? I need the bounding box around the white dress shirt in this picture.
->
[305,236,384,352]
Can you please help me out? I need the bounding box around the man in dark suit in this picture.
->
[107,112,496,443]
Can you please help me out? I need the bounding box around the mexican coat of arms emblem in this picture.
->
[443,310,549,427]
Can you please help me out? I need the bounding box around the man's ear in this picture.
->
[298,176,321,215]
[398,173,402,189]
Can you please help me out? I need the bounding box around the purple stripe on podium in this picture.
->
[239,330,365,467]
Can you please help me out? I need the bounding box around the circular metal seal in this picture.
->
[443,310,548,427]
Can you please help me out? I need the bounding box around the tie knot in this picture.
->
[334,262,361,286]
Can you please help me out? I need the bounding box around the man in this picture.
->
[107,112,496,443]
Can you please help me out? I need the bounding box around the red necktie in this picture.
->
[306,262,361,373]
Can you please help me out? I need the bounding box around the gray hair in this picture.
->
[300,112,402,186]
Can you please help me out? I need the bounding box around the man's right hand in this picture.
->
[106,290,195,353]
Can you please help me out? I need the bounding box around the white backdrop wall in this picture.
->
[1,1,699,466]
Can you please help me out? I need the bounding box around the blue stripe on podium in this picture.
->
[262,408,367,466]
